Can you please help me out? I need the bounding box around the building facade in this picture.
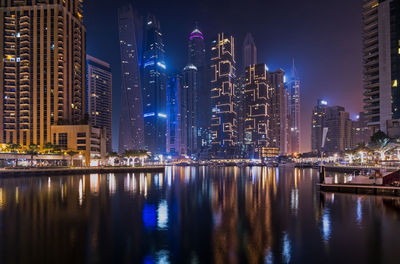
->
[117,5,144,153]
[141,14,167,154]
[0,0,86,147]
[351,112,371,148]
[210,33,237,158]
[51,124,106,166]
[244,64,269,159]
[363,0,400,134]
[87,55,112,153]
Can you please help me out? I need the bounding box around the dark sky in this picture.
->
[84,0,363,153]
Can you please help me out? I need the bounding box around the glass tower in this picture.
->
[117,5,144,153]
[142,14,167,154]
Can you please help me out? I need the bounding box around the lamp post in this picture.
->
[79,155,83,167]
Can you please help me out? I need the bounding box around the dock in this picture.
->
[0,166,165,178]
[318,183,400,196]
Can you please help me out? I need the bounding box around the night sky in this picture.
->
[84,0,363,153]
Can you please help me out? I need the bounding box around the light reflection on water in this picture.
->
[0,167,399,263]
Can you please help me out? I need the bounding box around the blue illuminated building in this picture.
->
[142,14,167,154]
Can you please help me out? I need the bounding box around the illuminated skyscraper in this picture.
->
[117,5,144,153]
[210,33,237,157]
[180,64,198,156]
[244,64,269,159]
[87,55,112,153]
[188,26,206,68]
[142,14,167,154]
[188,25,210,152]
[242,33,257,72]
[0,0,86,146]
[362,0,400,134]
[287,60,300,154]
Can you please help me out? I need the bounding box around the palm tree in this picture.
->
[43,142,54,154]
[374,138,394,162]
[66,150,79,167]
[6,143,22,153]
[26,144,39,167]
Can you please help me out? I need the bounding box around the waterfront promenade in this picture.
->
[0,166,165,177]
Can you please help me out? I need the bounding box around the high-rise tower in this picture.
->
[269,69,288,155]
[242,33,257,73]
[188,25,210,152]
[0,0,86,146]
[117,5,144,153]
[244,64,270,159]
[142,14,167,154]
[362,0,400,134]
[188,26,206,68]
[87,55,112,153]
[287,60,300,154]
[180,64,198,156]
[210,33,237,157]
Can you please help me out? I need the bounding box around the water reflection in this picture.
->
[0,167,398,263]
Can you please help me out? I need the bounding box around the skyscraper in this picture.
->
[210,33,237,157]
[180,64,198,156]
[142,14,167,154]
[268,69,288,155]
[362,0,400,134]
[242,33,257,72]
[117,5,144,153]
[287,60,300,154]
[188,26,206,68]
[166,75,180,156]
[244,64,270,159]
[324,106,352,154]
[311,100,352,154]
[351,112,371,148]
[187,25,210,152]
[87,55,112,153]
[0,0,86,146]
[311,99,328,153]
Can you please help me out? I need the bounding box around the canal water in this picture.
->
[0,166,399,263]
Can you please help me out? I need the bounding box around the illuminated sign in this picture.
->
[158,113,167,118]
[144,112,155,118]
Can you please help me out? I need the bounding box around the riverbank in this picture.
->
[0,166,165,178]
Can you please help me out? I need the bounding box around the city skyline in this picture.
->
[84,0,364,153]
